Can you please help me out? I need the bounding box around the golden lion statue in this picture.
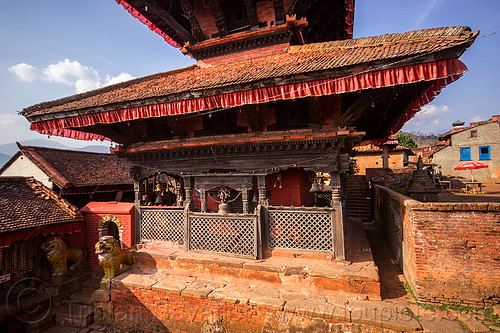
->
[41,236,86,279]
[95,236,134,282]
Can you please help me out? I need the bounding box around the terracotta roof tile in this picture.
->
[0,177,82,234]
[23,26,476,118]
[16,145,133,188]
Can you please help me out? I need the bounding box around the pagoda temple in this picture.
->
[22,0,476,263]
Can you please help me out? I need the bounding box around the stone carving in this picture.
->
[95,236,133,282]
[41,236,87,281]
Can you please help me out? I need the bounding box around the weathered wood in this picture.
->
[243,105,261,132]
[207,0,227,36]
[334,91,378,128]
[272,0,286,24]
[180,0,206,42]
[142,0,195,43]
[243,0,259,27]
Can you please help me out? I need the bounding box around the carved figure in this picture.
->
[95,236,133,282]
[41,236,86,279]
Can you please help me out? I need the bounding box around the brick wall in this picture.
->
[373,185,500,305]
[112,285,282,332]
[80,202,136,269]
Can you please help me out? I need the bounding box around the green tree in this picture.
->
[397,132,417,148]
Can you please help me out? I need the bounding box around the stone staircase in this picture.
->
[51,276,100,329]
[345,175,373,223]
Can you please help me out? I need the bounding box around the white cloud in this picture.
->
[470,115,482,123]
[41,59,101,93]
[104,72,135,86]
[8,63,38,82]
[402,104,450,133]
[8,59,135,94]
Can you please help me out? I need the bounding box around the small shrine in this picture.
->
[406,156,439,202]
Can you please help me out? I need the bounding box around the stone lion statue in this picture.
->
[95,236,134,282]
[41,236,87,280]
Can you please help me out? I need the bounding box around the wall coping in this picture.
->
[80,201,135,214]
[373,184,500,212]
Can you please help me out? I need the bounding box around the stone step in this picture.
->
[132,246,381,300]
[347,210,372,215]
[82,277,101,290]
[346,202,371,207]
[69,290,95,306]
[54,302,94,327]
[25,311,56,333]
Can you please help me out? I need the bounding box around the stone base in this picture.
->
[44,271,92,307]
[110,272,418,332]
[54,302,93,327]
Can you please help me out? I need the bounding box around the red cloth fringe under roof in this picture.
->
[30,58,467,143]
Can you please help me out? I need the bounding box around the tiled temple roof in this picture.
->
[0,177,82,234]
[23,26,476,119]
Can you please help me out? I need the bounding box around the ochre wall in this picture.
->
[373,185,500,305]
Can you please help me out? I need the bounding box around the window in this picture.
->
[470,130,478,138]
[479,146,491,160]
[460,147,471,161]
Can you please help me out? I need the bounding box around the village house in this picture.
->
[352,138,415,175]
[431,115,500,182]
[0,143,134,208]
[17,0,486,331]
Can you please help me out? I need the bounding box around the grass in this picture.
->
[402,282,500,327]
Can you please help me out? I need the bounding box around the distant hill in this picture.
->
[399,132,439,147]
[0,153,10,168]
[0,139,110,164]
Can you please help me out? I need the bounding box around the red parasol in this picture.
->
[454,161,488,182]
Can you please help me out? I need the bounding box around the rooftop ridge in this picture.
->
[20,144,112,155]
[288,26,474,54]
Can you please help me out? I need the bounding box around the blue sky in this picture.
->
[1,0,499,147]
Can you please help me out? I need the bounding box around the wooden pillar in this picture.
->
[382,145,389,168]
[330,172,345,260]
[242,189,249,213]
[257,175,268,207]
[183,176,193,211]
[130,166,142,244]
[200,189,207,213]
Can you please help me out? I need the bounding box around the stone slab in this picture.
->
[91,290,110,302]
[55,303,94,327]
[112,272,156,289]
[351,306,421,331]
[457,312,490,333]
[41,326,82,333]
[209,284,252,304]
[284,298,350,323]
[419,317,464,333]
[152,279,187,295]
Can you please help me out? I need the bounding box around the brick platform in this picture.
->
[104,218,392,332]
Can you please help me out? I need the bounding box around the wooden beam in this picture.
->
[272,0,286,24]
[334,92,379,128]
[207,0,228,36]
[243,0,259,27]
[179,0,206,42]
[142,0,195,43]
[164,117,187,138]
